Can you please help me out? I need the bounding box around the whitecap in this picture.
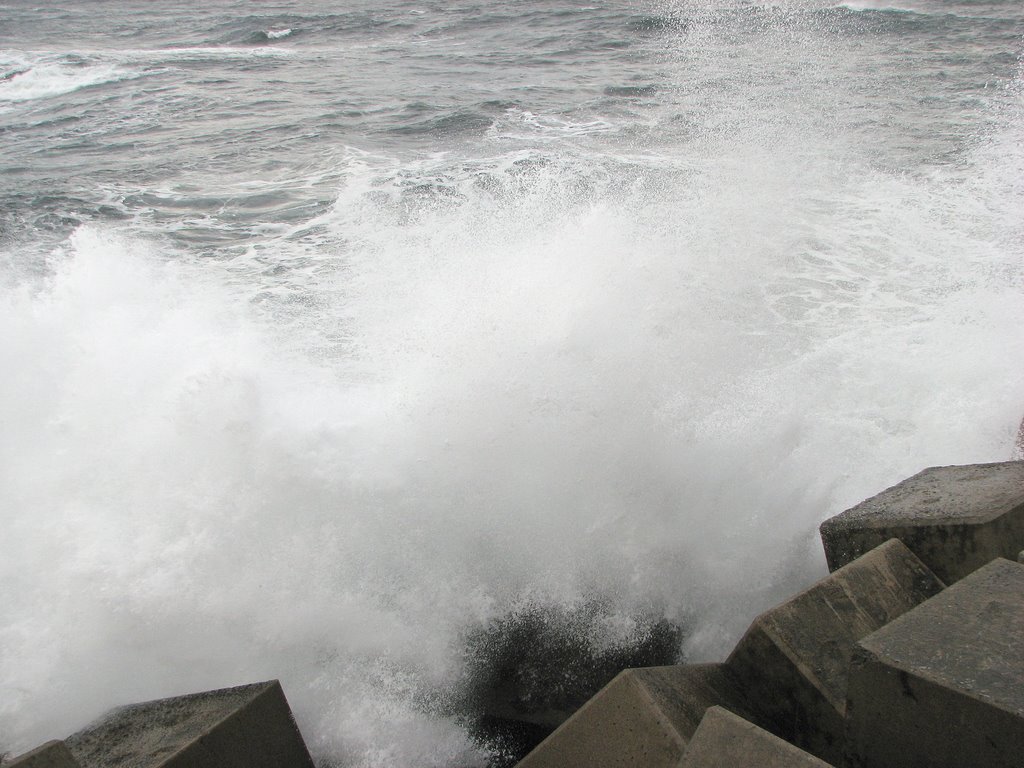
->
[120,46,294,61]
[0,58,140,103]
[488,108,618,141]
[836,0,927,12]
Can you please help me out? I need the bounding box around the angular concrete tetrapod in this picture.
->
[64,680,314,768]
[820,461,1024,584]
[845,558,1024,768]
[725,539,944,764]
[678,707,834,768]
[515,664,754,768]
[5,741,81,768]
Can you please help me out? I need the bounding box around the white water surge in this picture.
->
[1,2,1023,766]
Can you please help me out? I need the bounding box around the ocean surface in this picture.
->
[1,0,1022,765]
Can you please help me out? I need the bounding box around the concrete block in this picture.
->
[725,539,943,764]
[678,707,834,767]
[64,680,314,768]
[845,558,1024,768]
[5,741,81,768]
[820,461,1024,583]
[515,664,754,768]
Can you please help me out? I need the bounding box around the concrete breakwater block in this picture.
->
[63,680,314,768]
[725,539,944,763]
[845,558,1024,768]
[515,664,754,768]
[679,706,834,767]
[5,741,81,768]
[820,461,1024,584]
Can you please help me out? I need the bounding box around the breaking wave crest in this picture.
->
[1,2,1023,767]
[0,54,140,103]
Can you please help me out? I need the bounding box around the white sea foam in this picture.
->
[837,0,926,12]
[3,120,1022,763]
[0,57,139,103]
[488,108,618,141]
[116,46,296,62]
[266,28,293,40]
[0,44,295,105]
[1,5,1023,768]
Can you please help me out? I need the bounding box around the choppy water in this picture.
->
[2,1,1022,765]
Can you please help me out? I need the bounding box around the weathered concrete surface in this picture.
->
[515,664,754,768]
[64,680,314,768]
[820,461,1024,583]
[726,539,944,764]
[5,742,81,768]
[845,558,1024,768]
[678,707,834,767]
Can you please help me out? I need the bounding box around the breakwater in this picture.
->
[4,461,1024,768]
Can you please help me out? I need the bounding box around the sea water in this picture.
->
[1,1,1022,765]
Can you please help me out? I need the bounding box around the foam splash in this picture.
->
[3,122,1022,763]
[2,6,1023,768]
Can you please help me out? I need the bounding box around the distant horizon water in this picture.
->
[2,1,1023,765]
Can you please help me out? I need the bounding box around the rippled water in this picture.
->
[2,1,1023,766]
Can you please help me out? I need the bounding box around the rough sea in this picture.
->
[2,0,1022,765]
